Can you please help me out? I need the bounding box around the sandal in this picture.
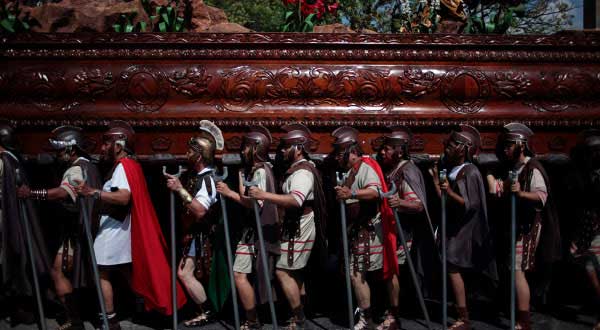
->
[282,316,306,330]
[183,311,212,327]
[240,319,262,330]
[376,312,399,330]
[448,320,470,330]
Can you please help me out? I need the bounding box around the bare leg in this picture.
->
[387,273,400,309]
[449,272,466,308]
[50,253,73,303]
[234,272,256,312]
[99,270,114,313]
[177,257,207,305]
[587,269,600,298]
[448,272,470,329]
[350,270,371,310]
[515,270,530,311]
[276,269,302,309]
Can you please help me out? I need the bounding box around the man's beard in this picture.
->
[100,145,115,164]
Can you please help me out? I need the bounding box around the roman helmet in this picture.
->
[448,124,481,161]
[49,125,89,156]
[188,120,224,166]
[382,126,412,159]
[502,122,534,155]
[0,120,18,152]
[242,125,272,163]
[103,120,135,154]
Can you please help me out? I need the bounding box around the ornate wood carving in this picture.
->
[0,32,599,157]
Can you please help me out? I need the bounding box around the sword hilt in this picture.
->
[380,182,397,199]
[214,166,228,182]
[509,170,518,184]
[335,171,348,186]
[242,174,259,188]
[162,165,186,178]
[439,168,448,184]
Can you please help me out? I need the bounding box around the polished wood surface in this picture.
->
[1,31,599,157]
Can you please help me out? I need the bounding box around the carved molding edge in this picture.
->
[7,118,600,129]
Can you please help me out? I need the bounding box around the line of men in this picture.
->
[0,120,599,330]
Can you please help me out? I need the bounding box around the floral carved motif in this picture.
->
[169,66,213,101]
[73,68,115,101]
[525,71,600,113]
[16,69,73,112]
[490,72,532,99]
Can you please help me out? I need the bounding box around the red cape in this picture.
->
[120,158,187,315]
[360,156,398,279]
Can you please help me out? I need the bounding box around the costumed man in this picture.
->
[570,129,600,330]
[74,120,186,329]
[431,125,497,330]
[164,120,227,327]
[17,126,102,330]
[376,127,436,330]
[0,121,52,326]
[332,126,396,330]
[486,123,560,330]
[247,123,326,330]
[216,125,279,330]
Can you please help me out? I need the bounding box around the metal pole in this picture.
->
[509,170,518,330]
[440,169,448,330]
[163,165,185,330]
[75,169,109,330]
[243,176,278,330]
[15,169,47,330]
[336,171,354,330]
[381,182,433,330]
[214,167,240,330]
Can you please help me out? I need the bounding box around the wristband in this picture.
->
[178,188,193,205]
[30,189,48,200]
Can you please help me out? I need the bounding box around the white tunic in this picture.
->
[94,163,132,265]
[276,159,316,270]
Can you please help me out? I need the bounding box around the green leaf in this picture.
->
[22,21,30,30]
[1,19,15,32]
[161,12,170,25]
[139,21,147,32]
[304,13,315,24]
[113,24,122,32]
[158,21,167,32]
[125,23,134,32]
[485,22,495,33]
[285,10,294,21]
[155,6,162,15]
[175,22,182,31]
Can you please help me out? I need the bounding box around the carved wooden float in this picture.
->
[1,31,599,158]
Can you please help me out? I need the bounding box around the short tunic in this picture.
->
[186,167,218,257]
[233,168,266,274]
[276,159,316,271]
[395,160,420,265]
[94,163,132,265]
[490,157,547,271]
[56,160,86,257]
[346,161,383,272]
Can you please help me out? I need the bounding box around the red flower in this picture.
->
[327,1,339,14]
[301,0,326,18]
[282,0,298,5]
